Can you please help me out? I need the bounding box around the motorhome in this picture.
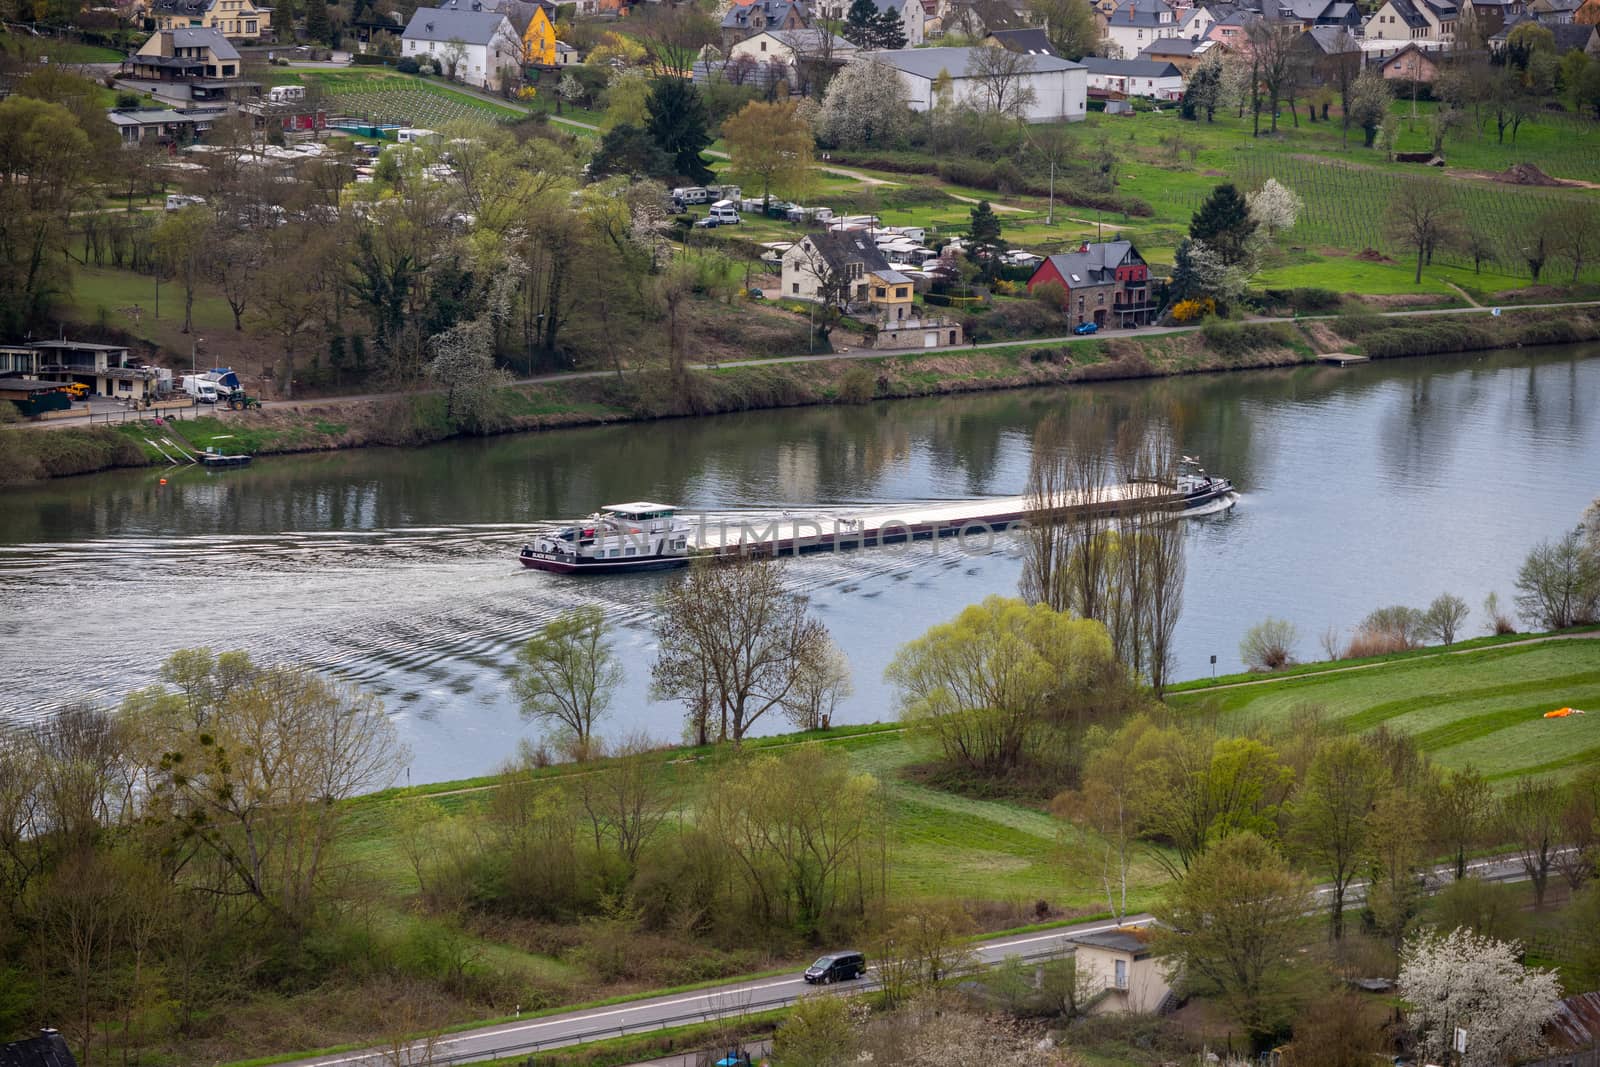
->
[707,201,741,225]
[673,186,710,205]
[165,194,206,211]
[268,85,306,103]
[396,127,438,145]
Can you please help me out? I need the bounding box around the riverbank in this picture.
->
[5,304,1598,484]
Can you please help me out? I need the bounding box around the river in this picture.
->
[3,344,1598,783]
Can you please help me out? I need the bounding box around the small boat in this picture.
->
[519,502,693,574]
[1176,456,1233,508]
[199,448,252,468]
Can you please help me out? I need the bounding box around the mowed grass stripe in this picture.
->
[1339,670,1600,735]
[1485,743,1600,782]
[1410,687,1600,751]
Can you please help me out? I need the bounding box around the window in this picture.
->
[1114,958,1128,989]
[760,40,767,50]
[896,287,907,298]
[792,282,799,293]
[1097,291,1105,305]
[625,546,637,557]
[875,286,886,297]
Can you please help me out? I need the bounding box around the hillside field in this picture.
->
[1169,638,1600,783]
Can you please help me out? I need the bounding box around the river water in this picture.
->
[3,344,1598,783]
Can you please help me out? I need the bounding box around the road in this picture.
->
[278,852,1541,1067]
[27,301,1600,433]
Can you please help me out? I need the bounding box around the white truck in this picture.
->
[179,375,220,404]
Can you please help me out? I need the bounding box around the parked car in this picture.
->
[693,216,720,228]
[804,951,865,984]
[748,287,764,299]
[1074,321,1099,335]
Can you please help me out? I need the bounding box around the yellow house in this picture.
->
[522,2,558,65]
[151,0,272,42]
[868,269,916,324]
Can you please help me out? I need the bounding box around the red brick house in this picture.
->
[1025,240,1156,328]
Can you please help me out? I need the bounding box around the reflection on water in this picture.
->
[2,344,1597,783]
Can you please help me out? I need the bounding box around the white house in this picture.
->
[1100,0,1182,59]
[1080,56,1185,99]
[865,46,1087,121]
[401,4,521,90]
[1363,0,1458,42]
[1067,928,1175,1016]
[816,0,925,43]
[728,28,857,68]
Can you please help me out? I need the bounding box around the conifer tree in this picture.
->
[1188,183,1256,267]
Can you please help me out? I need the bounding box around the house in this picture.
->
[941,0,1031,37]
[1176,3,1216,37]
[521,0,559,64]
[865,46,1088,121]
[127,27,241,80]
[402,5,522,90]
[1066,929,1174,1015]
[983,27,1060,55]
[867,268,916,323]
[1207,8,1261,49]
[150,0,271,41]
[720,0,812,51]
[1529,0,1582,21]
[1290,25,1362,83]
[1025,239,1156,328]
[1276,0,1362,28]
[106,106,219,144]
[1080,55,1185,98]
[1578,0,1600,23]
[728,28,856,73]
[1380,40,1441,77]
[1100,0,1183,60]
[0,1028,78,1067]
[1364,0,1457,42]
[817,0,925,42]
[1136,34,1224,73]
[22,341,163,401]
[0,378,73,418]
[1465,0,1526,34]
[781,230,892,304]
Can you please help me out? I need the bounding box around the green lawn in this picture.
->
[291,69,528,125]
[0,29,126,63]
[71,265,236,345]
[1169,640,1600,783]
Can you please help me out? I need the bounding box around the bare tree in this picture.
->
[968,47,1038,118]
[1500,776,1562,908]
[573,733,673,871]
[1246,19,1301,135]
[1385,180,1459,284]
[512,605,622,757]
[652,557,833,743]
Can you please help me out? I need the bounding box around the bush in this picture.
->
[1170,297,1214,323]
[1291,287,1343,312]
[836,365,877,403]
[1240,617,1298,671]
[1422,592,1470,645]
[1032,279,1067,312]
[1200,320,1299,358]
[1358,605,1428,649]
[395,56,420,74]
[351,52,393,66]
[964,300,1061,342]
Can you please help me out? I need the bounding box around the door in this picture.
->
[924,332,937,348]
[1114,958,1128,989]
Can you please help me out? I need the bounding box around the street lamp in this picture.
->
[191,336,204,377]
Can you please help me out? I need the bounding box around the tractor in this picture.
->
[226,392,263,411]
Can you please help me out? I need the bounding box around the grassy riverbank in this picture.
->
[5,304,1598,485]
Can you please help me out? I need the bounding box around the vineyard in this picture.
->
[308,73,524,128]
[1225,150,1600,284]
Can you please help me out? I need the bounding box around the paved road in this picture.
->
[279,851,1542,1067]
[29,302,1600,434]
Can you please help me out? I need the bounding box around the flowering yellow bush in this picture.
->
[516,86,538,100]
[993,279,1022,296]
[1171,298,1216,323]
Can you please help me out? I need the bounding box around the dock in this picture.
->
[1318,352,1370,367]
[686,483,1186,559]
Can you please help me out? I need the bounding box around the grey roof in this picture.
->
[1037,240,1140,287]
[1138,35,1210,54]
[967,0,1030,29]
[31,340,130,351]
[1549,22,1597,48]
[0,1031,78,1067]
[1080,56,1183,76]
[866,45,1083,77]
[874,269,913,283]
[1068,929,1153,956]
[986,27,1060,54]
[151,0,211,14]
[164,26,241,58]
[402,5,513,44]
[1299,24,1361,50]
[107,108,207,125]
[721,0,810,30]
[0,378,73,393]
[765,27,855,50]
[804,230,891,273]
[1382,0,1431,28]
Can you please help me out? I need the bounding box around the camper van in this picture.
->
[673,186,710,205]
[268,85,306,104]
[165,194,206,212]
[707,201,741,225]
[396,127,438,145]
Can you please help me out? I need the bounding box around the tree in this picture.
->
[0,95,91,335]
[968,47,1038,119]
[571,734,671,871]
[152,205,210,335]
[1555,766,1600,892]
[773,995,856,1066]
[630,3,715,78]
[652,557,832,744]
[645,78,714,185]
[886,596,1116,778]
[1181,56,1222,121]
[721,100,814,208]
[1029,0,1102,59]
[1189,183,1257,267]
[1385,180,1458,285]
[843,0,881,47]
[512,606,622,755]
[132,649,407,926]
[604,70,653,129]
[439,38,468,81]
[1515,528,1600,629]
[252,228,334,399]
[1500,776,1563,908]
[1246,19,1300,135]
[1293,736,1388,940]
[1168,237,1249,309]
[964,199,1006,283]
[1421,592,1470,646]
[1429,765,1493,880]
[1247,179,1302,238]
[588,123,673,181]
[872,5,907,49]
[1545,201,1600,285]
[1348,69,1393,148]
[783,636,852,731]
[815,57,913,149]
[1153,832,1312,1052]
[1240,617,1297,671]
[1365,788,1428,951]
[1397,928,1561,1067]
[305,0,331,44]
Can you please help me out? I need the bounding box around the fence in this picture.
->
[88,404,198,425]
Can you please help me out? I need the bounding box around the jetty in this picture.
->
[1317,352,1370,367]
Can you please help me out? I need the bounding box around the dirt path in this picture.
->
[1180,629,1600,695]
[949,192,1027,213]
[1446,281,1480,307]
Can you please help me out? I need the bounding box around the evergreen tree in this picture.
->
[645,77,715,185]
[873,5,907,49]
[843,0,880,48]
[965,199,1006,283]
[305,0,331,45]
[1188,182,1256,267]
[1180,62,1218,122]
[589,123,674,181]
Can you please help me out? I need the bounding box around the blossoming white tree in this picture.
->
[814,57,913,149]
[1247,178,1303,238]
[1397,927,1561,1067]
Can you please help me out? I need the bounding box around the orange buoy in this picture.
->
[159,478,167,485]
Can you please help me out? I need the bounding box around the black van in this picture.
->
[803,951,866,984]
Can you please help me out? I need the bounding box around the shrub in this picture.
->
[837,365,876,403]
[1200,320,1299,358]
[1170,297,1215,323]
[1240,617,1298,671]
[1422,592,1470,646]
[965,300,1060,342]
[396,56,420,74]
[993,279,1023,297]
[1483,591,1516,636]
[1344,626,1412,659]
[1291,287,1342,312]
[1358,605,1428,649]
[1032,279,1067,311]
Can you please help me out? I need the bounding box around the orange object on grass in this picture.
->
[1544,707,1575,718]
